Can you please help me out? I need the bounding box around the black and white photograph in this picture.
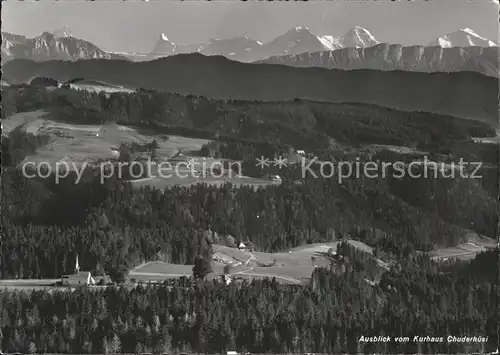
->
[1,0,499,354]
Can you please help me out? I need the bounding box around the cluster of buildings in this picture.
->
[60,255,106,286]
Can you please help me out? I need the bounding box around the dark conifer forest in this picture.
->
[0,83,498,353]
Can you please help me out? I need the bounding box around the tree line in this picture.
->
[1,161,496,279]
[0,248,497,354]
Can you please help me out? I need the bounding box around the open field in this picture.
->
[472,136,499,144]
[127,153,277,189]
[0,285,55,292]
[366,144,428,155]
[231,272,304,285]
[4,110,276,189]
[0,279,60,291]
[130,261,195,275]
[128,235,495,285]
[2,110,53,136]
[69,80,136,94]
[472,130,500,144]
[430,233,497,261]
[3,110,211,169]
[0,279,60,286]
[129,239,382,285]
[129,260,306,285]
[2,235,490,290]
[129,260,234,283]
[130,173,279,190]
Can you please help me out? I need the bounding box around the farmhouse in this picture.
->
[219,275,232,285]
[269,174,282,182]
[238,242,247,251]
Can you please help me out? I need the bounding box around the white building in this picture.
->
[270,175,282,182]
[61,254,96,286]
[62,271,96,286]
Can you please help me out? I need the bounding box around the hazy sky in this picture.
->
[2,0,499,53]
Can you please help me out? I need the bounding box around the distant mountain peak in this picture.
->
[142,25,382,62]
[344,26,377,38]
[150,32,206,57]
[460,28,479,36]
[337,26,379,48]
[1,29,124,62]
[40,31,55,38]
[430,28,497,48]
[279,26,313,37]
[52,25,72,38]
[294,25,310,31]
[347,25,369,32]
[283,26,317,39]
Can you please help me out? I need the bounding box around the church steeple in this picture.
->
[75,254,80,274]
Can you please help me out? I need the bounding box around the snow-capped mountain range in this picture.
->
[258,44,499,78]
[140,25,380,62]
[1,29,126,63]
[1,25,497,79]
[256,28,499,78]
[319,26,380,49]
[429,28,497,48]
[126,25,497,64]
[150,33,205,56]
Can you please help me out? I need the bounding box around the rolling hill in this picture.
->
[3,54,498,126]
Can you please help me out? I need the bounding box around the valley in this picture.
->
[2,83,497,285]
[1,2,499,353]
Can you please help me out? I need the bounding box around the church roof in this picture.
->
[63,271,94,284]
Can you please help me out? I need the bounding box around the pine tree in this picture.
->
[109,333,121,354]
[83,340,93,353]
[134,342,143,355]
[102,337,109,354]
[28,341,37,354]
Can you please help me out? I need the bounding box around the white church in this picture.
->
[61,254,96,286]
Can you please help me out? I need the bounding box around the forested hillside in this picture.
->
[1,83,498,354]
[0,249,498,354]
[2,83,496,151]
[2,161,496,280]
[3,55,498,125]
